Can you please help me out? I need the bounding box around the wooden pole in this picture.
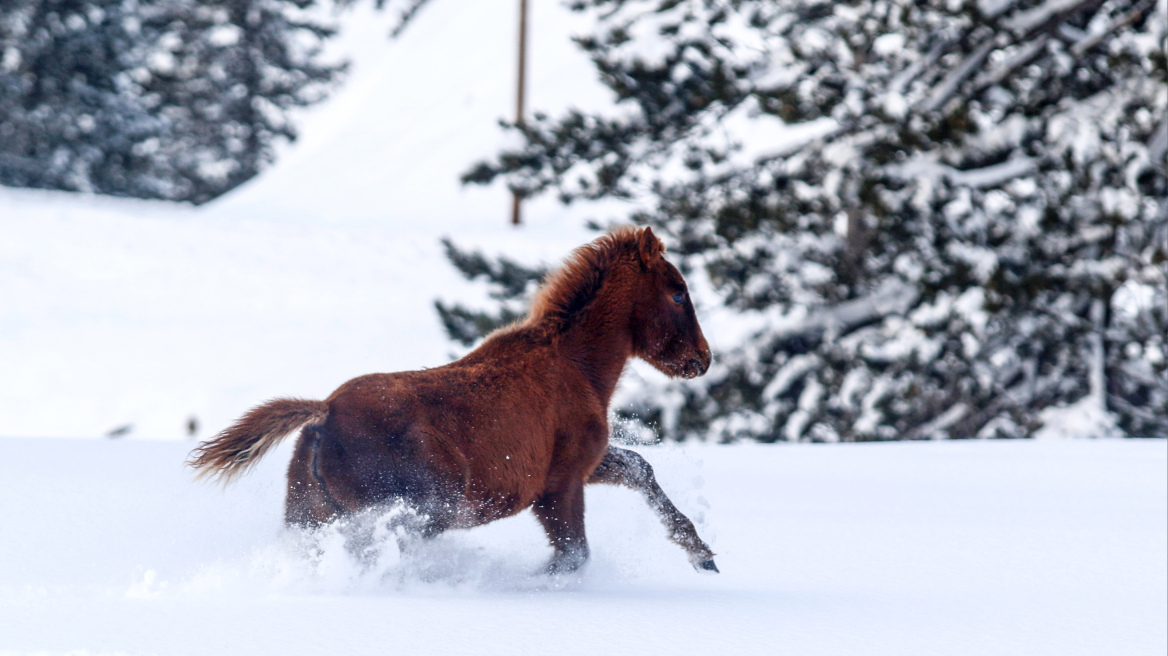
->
[511,0,528,226]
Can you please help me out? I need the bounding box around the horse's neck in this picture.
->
[558,293,633,407]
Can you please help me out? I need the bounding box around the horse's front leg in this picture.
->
[533,480,589,574]
[588,446,718,573]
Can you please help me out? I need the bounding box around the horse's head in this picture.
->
[628,227,711,379]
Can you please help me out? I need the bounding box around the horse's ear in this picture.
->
[636,227,664,266]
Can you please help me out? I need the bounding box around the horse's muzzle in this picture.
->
[683,351,711,378]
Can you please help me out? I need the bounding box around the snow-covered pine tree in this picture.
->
[136,0,347,203]
[453,0,1167,440]
[433,237,547,346]
[0,0,343,203]
[1,0,161,197]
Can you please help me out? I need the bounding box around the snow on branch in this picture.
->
[979,0,1021,18]
[888,157,1038,189]
[1006,0,1108,36]
[1070,0,1157,56]
[772,280,920,346]
[906,403,971,440]
[921,38,998,114]
[921,0,1127,115]
[1150,117,1168,172]
[971,36,1050,93]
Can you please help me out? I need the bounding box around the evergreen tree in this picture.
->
[434,237,546,346]
[449,0,1167,440]
[0,0,344,203]
[1,0,160,197]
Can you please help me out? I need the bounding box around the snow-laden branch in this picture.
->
[921,38,998,113]
[1150,116,1168,172]
[1007,0,1107,35]
[906,403,971,440]
[971,36,1049,93]
[1070,0,1157,56]
[772,280,921,347]
[887,157,1038,189]
[889,40,948,97]
[979,0,1021,19]
[918,0,1121,115]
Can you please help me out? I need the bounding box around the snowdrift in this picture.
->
[0,438,1164,655]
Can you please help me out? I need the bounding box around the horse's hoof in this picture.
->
[545,549,589,576]
[546,561,583,576]
[694,558,719,574]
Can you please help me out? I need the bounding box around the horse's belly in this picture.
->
[453,490,534,528]
[444,449,549,527]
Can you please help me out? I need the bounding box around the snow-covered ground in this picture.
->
[0,438,1164,655]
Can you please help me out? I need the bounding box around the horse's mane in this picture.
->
[526,226,662,333]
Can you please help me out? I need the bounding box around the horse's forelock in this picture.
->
[529,226,648,331]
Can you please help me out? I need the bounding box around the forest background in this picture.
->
[2,0,1165,442]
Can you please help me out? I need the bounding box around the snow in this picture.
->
[946,241,999,282]
[1033,394,1124,439]
[1006,0,1093,34]
[718,98,837,168]
[1035,301,1124,439]
[1148,115,1167,167]
[978,0,1020,18]
[920,39,995,113]
[872,33,906,56]
[889,157,1038,190]
[0,437,1164,655]
[974,37,1049,91]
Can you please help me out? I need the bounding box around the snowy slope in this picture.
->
[0,438,1164,655]
[0,0,634,441]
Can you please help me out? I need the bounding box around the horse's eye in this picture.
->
[672,292,685,304]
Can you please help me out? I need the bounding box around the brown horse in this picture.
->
[188,226,717,574]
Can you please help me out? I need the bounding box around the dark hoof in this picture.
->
[694,558,719,574]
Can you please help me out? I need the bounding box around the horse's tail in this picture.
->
[187,398,329,484]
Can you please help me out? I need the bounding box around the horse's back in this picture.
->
[324,360,560,452]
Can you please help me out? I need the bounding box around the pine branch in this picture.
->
[969,35,1050,94]
[920,37,998,114]
[1069,0,1156,57]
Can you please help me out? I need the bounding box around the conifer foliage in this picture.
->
[434,237,546,347]
[450,0,1167,440]
[0,0,343,203]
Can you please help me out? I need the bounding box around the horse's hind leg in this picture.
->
[285,427,344,529]
[588,446,718,573]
